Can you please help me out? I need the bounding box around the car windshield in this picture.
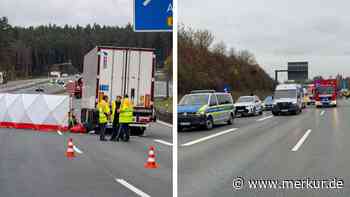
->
[264,96,273,103]
[316,86,335,94]
[179,94,209,106]
[237,96,254,103]
[274,90,296,99]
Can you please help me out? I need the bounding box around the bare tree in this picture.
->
[212,41,227,55]
[193,29,214,49]
[238,50,257,65]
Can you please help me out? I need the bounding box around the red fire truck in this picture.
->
[314,79,337,107]
[306,84,315,105]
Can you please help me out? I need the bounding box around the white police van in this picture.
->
[272,84,303,115]
[178,90,235,130]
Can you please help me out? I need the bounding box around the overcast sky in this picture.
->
[0,0,132,27]
[180,0,350,80]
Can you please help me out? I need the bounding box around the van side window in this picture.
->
[217,94,232,105]
[209,95,218,106]
[225,95,233,104]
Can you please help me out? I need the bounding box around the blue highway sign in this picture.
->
[134,0,173,32]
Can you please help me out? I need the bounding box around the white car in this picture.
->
[234,96,263,116]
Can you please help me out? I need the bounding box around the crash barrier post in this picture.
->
[0,93,69,132]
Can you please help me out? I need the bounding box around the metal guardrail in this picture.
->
[0,79,50,93]
[155,108,172,124]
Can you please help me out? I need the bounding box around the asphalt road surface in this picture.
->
[179,99,350,197]
[0,81,173,197]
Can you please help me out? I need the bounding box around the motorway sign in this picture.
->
[288,61,308,81]
[134,0,173,32]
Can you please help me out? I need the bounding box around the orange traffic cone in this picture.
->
[144,146,159,169]
[66,138,75,158]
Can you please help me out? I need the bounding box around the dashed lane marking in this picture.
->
[154,139,173,146]
[291,129,312,152]
[115,178,151,197]
[181,128,238,147]
[257,115,273,122]
[73,145,83,154]
[320,110,325,116]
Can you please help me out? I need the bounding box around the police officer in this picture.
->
[110,95,122,141]
[116,95,134,142]
[97,95,110,141]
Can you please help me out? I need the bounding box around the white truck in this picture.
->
[81,46,156,135]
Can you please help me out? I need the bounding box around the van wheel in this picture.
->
[138,128,145,136]
[272,111,279,116]
[227,114,234,125]
[292,110,298,115]
[205,116,213,130]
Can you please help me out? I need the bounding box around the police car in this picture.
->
[178,90,235,130]
[234,96,263,116]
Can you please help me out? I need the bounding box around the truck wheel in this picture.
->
[131,127,145,136]
[139,127,145,136]
[205,116,213,130]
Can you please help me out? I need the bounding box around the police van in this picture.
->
[272,84,303,115]
[178,90,235,130]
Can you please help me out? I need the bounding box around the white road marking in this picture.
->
[143,0,152,6]
[257,115,273,122]
[291,129,312,152]
[57,130,63,136]
[115,178,151,197]
[154,139,173,146]
[73,145,83,154]
[156,120,172,128]
[181,128,238,147]
[320,110,325,116]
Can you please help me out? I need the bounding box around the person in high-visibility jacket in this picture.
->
[97,95,110,141]
[110,95,122,141]
[116,95,134,141]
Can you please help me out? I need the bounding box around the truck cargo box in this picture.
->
[81,46,155,135]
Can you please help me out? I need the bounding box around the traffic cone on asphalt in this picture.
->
[144,146,159,169]
[66,138,75,158]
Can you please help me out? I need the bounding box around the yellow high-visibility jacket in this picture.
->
[119,99,134,124]
[97,100,110,124]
